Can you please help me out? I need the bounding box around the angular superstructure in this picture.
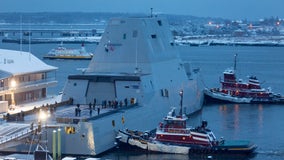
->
[62,17,202,113]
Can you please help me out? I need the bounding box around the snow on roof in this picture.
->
[0,49,57,76]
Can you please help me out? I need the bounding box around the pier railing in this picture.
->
[4,98,73,122]
[0,125,38,148]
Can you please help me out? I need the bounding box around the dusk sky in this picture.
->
[0,0,283,20]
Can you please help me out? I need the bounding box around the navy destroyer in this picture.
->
[0,15,203,156]
[58,15,203,156]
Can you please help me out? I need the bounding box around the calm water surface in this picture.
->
[1,41,284,160]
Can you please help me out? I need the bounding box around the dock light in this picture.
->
[10,79,17,88]
[39,109,48,121]
[38,109,49,160]
[39,109,51,122]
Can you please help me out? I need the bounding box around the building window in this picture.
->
[42,73,45,80]
[0,80,3,87]
[19,76,24,82]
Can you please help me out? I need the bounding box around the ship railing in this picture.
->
[56,102,139,124]
[158,127,190,134]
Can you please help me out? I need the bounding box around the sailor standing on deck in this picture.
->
[124,98,128,107]
[93,98,96,108]
[75,107,78,117]
[89,108,92,116]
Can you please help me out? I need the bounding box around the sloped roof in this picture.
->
[0,49,57,77]
[0,70,12,80]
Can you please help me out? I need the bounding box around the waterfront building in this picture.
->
[0,49,57,112]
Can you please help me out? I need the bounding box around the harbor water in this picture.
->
[1,40,284,159]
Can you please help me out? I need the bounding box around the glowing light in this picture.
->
[179,90,183,96]
[10,79,17,88]
[249,24,253,29]
[10,79,17,106]
[39,109,48,121]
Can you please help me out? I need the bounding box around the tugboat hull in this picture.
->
[204,54,284,104]
[204,88,252,104]
[204,88,284,104]
[116,130,257,155]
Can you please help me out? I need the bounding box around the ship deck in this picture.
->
[0,94,138,149]
[54,102,138,124]
[0,102,139,158]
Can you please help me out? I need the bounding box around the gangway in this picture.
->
[0,123,38,150]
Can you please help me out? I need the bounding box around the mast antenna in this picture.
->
[134,37,138,73]
[234,53,238,71]
[179,90,183,116]
[20,15,23,54]
[29,21,31,61]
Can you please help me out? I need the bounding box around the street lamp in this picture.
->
[38,109,50,160]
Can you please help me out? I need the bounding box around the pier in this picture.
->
[0,28,103,44]
[0,28,103,37]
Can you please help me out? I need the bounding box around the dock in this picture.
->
[0,28,103,44]
[0,28,103,37]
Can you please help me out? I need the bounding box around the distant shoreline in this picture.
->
[3,36,284,47]
[175,36,284,47]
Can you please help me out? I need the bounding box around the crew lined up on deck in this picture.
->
[74,97,136,117]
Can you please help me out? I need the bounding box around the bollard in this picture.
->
[53,130,57,160]
[57,128,61,160]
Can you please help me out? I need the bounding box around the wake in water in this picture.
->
[256,149,284,160]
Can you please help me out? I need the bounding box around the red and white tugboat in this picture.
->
[116,91,257,155]
[204,54,284,104]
